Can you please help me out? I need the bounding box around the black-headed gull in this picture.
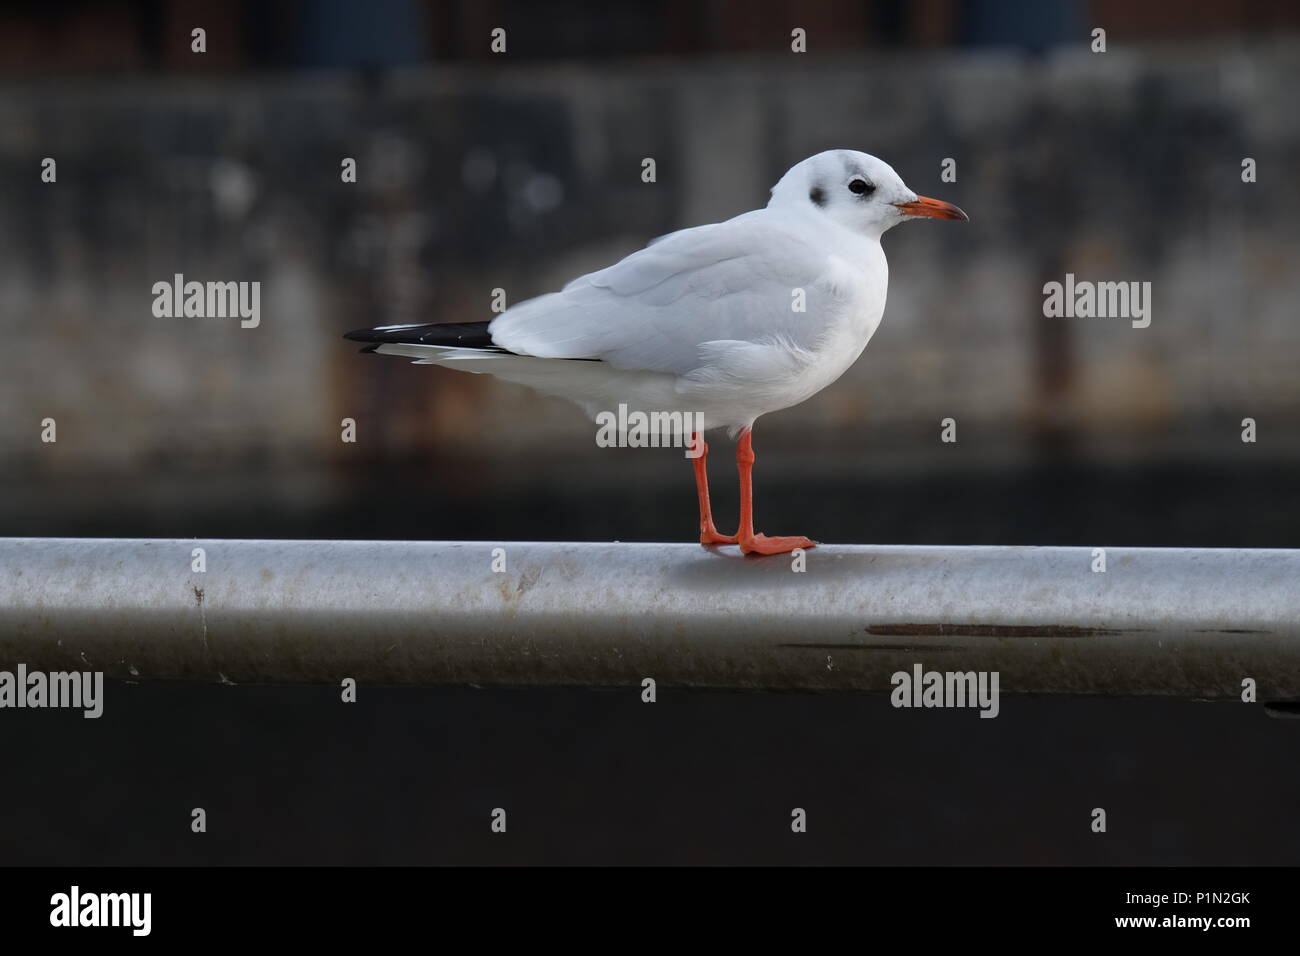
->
[346,149,967,555]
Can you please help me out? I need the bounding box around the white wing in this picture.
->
[488,209,855,377]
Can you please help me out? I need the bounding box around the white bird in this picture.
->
[346,149,967,555]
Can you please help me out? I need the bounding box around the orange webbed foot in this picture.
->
[700,527,738,546]
[737,533,816,556]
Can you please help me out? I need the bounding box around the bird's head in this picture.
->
[769,149,968,239]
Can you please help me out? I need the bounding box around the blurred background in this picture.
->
[2,0,1299,544]
[1,0,1298,866]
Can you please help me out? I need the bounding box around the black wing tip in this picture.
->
[342,325,436,344]
[342,322,503,350]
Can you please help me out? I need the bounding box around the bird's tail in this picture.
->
[343,320,639,418]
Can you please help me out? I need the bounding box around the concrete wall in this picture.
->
[1,44,1298,495]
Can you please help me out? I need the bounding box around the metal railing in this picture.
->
[1,538,1297,697]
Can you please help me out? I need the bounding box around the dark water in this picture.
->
[6,459,1297,549]
[3,460,1298,865]
[3,683,1297,866]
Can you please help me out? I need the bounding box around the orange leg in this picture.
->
[692,433,737,546]
[735,429,816,556]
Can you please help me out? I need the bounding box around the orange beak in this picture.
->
[893,196,969,221]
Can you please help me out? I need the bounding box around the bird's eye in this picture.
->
[848,178,874,195]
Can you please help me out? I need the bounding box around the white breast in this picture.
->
[678,238,890,431]
[800,242,889,394]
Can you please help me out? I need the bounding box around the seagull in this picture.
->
[345,149,967,555]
